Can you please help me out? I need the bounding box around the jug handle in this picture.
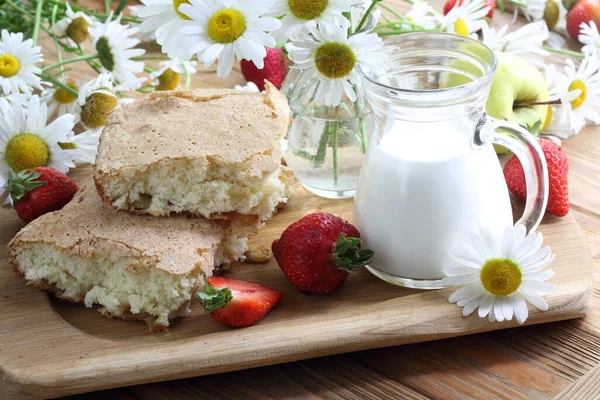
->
[474,114,549,233]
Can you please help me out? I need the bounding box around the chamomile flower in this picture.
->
[403,0,443,30]
[41,76,84,122]
[61,129,102,164]
[287,22,386,106]
[545,55,600,136]
[149,58,197,91]
[89,13,145,84]
[53,3,96,46]
[0,96,77,192]
[77,73,139,130]
[481,21,549,66]
[234,81,260,92]
[178,0,281,78]
[268,0,361,45]
[0,30,43,95]
[513,0,545,22]
[579,21,600,56]
[441,0,490,38]
[135,0,195,58]
[442,225,555,324]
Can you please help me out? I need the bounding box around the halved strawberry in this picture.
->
[197,276,283,328]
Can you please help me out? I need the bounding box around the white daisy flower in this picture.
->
[128,5,158,43]
[77,73,139,130]
[481,21,549,66]
[178,0,281,78]
[542,105,572,139]
[89,13,146,84]
[234,81,260,92]
[545,55,600,136]
[286,22,386,107]
[62,129,102,164]
[0,95,77,193]
[441,0,490,38]
[267,0,361,45]
[545,0,568,49]
[41,76,85,123]
[53,3,96,47]
[134,0,195,58]
[0,92,31,107]
[579,21,600,56]
[0,30,43,95]
[404,0,443,30]
[442,225,555,324]
[149,58,197,91]
[513,0,545,22]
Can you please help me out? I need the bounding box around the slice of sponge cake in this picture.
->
[9,179,250,331]
[94,82,294,220]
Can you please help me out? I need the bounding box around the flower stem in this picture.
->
[356,0,382,33]
[104,0,110,14]
[331,120,340,187]
[132,55,172,61]
[31,0,45,46]
[184,63,192,90]
[379,2,407,20]
[41,53,99,72]
[50,5,63,73]
[37,73,78,97]
[43,0,142,23]
[542,47,584,58]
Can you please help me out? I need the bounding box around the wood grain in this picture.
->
[0,175,591,399]
[0,0,599,399]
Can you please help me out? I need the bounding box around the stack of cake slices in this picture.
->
[9,82,294,331]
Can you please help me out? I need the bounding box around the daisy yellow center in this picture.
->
[207,9,246,44]
[173,0,191,20]
[288,0,329,20]
[4,134,49,172]
[0,54,20,78]
[80,92,118,129]
[453,18,469,36]
[569,79,587,109]
[53,82,78,104]
[314,42,356,79]
[58,142,77,150]
[66,17,90,44]
[156,68,180,91]
[480,258,522,296]
[96,37,115,72]
[543,105,553,131]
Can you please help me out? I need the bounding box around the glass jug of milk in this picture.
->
[354,33,549,289]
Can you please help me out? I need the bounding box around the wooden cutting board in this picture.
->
[0,168,592,399]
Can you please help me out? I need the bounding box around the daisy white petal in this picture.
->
[41,75,85,123]
[579,21,600,56]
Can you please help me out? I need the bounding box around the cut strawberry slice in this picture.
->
[198,276,283,328]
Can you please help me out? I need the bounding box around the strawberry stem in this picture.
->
[332,233,374,273]
[197,279,233,313]
[7,169,47,203]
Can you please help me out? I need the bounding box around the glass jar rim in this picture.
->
[358,32,498,106]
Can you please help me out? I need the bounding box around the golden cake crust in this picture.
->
[94,81,290,175]
[9,178,230,276]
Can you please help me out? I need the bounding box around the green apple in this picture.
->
[486,52,549,152]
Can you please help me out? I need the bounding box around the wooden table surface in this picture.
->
[22,0,600,398]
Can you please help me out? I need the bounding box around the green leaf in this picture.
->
[7,169,46,202]
[522,120,543,136]
[332,233,374,273]
[197,281,233,313]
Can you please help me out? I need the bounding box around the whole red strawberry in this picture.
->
[272,212,374,294]
[7,167,78,223]
[240,48,288,91]
[566,0,600,38]
[504,139,569,217]
[444,0,496,18]
[198,276,282,328]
